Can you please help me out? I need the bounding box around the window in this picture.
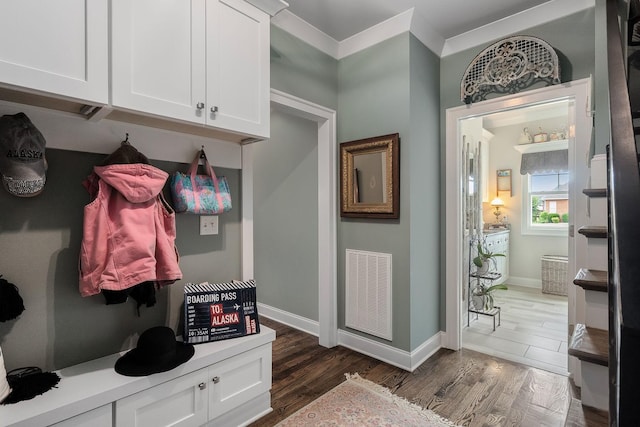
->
[522,171,569,236]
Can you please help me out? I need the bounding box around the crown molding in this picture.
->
[338,9,413,59]
[271,9,339,58]
[440,0,596,57]
[273,0,595,60]
[338,8,446,59]
[410,9,446,56]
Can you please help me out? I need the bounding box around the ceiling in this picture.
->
[284,0,554,41]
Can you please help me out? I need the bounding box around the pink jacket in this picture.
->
[79,164,182,297]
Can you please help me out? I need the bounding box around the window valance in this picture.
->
[520,150,568,175]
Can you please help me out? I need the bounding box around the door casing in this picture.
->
[443,78,593,379]
[242,89,338,347]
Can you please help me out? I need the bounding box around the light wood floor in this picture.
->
[463,285,569,375]
[251,317,608,427]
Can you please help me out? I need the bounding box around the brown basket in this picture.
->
[541,255,568,296]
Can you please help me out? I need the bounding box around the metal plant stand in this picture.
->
[467,238,502,331]
[468,270,502,331]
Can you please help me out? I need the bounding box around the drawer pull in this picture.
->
[198,382,206,390]
[196,102,205,110]
[212,376,220,384]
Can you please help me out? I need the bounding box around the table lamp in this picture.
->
[490,197,505,223]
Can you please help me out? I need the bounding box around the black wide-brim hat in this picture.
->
[114,326,194,377]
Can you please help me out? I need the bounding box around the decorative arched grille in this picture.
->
[461,36,560,104]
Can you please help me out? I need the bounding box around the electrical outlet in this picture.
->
[199,215,219,235]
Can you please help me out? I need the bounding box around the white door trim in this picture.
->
[242,89,338,347]
[444,79,592,362]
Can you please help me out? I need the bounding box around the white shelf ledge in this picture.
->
[513,139,568,154]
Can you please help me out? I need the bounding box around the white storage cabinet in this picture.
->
[0,0,108,104]
[116,344,272,427]
[0,328,275,427]
[111,0,270,138]
[485,230,509,285]
[116,368,209,427]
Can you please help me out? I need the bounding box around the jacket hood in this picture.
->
[94,164,168,204]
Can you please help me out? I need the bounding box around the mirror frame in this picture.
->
[496,168,512,196]
[340,133,399,219]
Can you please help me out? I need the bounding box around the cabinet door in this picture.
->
[0,0,108,104]
[112,0,206,124]
[490,234,509,285]
[500,234,509,283]
[206,0,270,138]
[52,404,112,427]
[116,368,209,427]
[208,344,272,420]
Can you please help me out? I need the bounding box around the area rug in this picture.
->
[275,373,460,426]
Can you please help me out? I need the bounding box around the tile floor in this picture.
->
[462,284,569,375]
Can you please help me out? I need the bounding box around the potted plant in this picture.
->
[472,242,506,275]
[470,282,508,311]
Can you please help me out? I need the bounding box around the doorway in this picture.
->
[242,89,337,348]
[459,100,571,374]
[444,79,593,381]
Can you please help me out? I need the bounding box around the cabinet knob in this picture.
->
[212,376,220,384]
[198,382,206,390]
[196,102,205,110]
[211,106,218,115]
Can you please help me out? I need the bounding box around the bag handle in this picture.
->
[186,148,225,213]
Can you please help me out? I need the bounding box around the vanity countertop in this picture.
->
[484,227,510,235]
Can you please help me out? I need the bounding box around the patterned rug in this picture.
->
[275,373,460,426]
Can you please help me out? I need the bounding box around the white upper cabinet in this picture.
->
[112,0,270,139]
[111,0,207,125]
[206,0,270,138]
[0,0,108,104]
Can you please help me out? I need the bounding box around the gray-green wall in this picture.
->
[0,149,241,371]
[338,33,441,352]
[408,35,441,348]
[271,26,339,110]
[253,110,319,321]
[255,25,338,323]
[338,34,412,351]
[269,28,442,352]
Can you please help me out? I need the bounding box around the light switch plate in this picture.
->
[199,215,219,235]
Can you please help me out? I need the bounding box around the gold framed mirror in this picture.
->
[340,133,399,219]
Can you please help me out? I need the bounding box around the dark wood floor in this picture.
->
[251,317,608,427]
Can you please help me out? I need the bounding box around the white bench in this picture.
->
[0,327,275,427]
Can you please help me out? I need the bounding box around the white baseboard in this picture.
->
[258,305,444,372]
[506,276,542,289]
[410,331,445,370]
[337,328,443,372]
[257,303,319,337]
